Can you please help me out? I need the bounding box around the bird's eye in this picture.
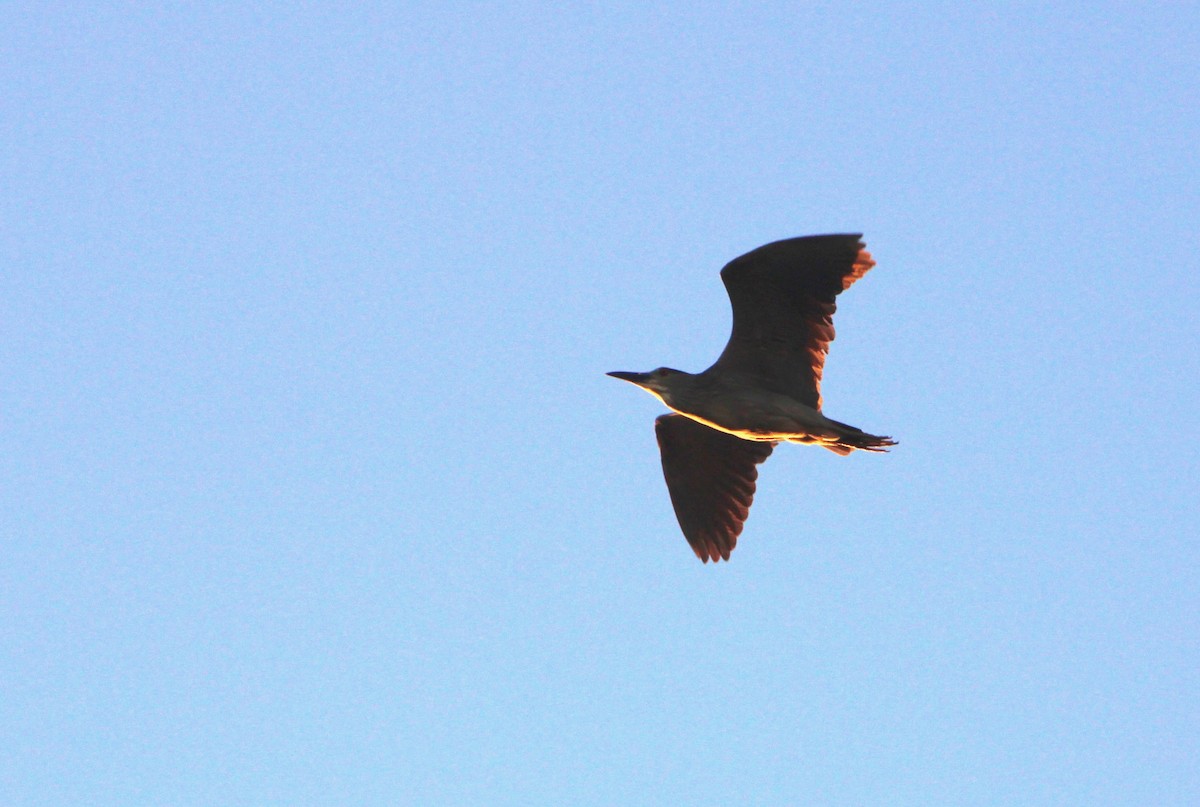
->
[656,368,669,377]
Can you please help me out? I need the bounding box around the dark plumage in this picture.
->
[609,234,895,562]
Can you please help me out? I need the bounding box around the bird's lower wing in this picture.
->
[654,414,775,563]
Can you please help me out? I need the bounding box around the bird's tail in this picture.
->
[821,420,897,456]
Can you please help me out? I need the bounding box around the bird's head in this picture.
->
[606,367,686,405]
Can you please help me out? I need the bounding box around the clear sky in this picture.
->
[3,3,1198,805]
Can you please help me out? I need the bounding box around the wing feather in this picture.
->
[710,234,876,410]
[654,414,774,563]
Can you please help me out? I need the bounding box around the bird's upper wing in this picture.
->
[654,414,774,563]
[709,234,875,410]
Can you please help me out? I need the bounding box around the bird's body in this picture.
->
[624,366,891,452]
[608,233,895,562]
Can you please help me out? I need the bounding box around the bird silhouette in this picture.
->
[608,234,895,562]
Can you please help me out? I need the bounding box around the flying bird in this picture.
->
[608,234,895,563]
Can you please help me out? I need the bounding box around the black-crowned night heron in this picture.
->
[608,234,895,563]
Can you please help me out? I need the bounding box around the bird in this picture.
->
[608,234,895,563]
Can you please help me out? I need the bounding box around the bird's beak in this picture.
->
[607,370,651,386]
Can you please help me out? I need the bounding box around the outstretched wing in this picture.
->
[654,414,775,563]
[709,234,875,410]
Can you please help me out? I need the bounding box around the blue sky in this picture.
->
[3,3,1198,804]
